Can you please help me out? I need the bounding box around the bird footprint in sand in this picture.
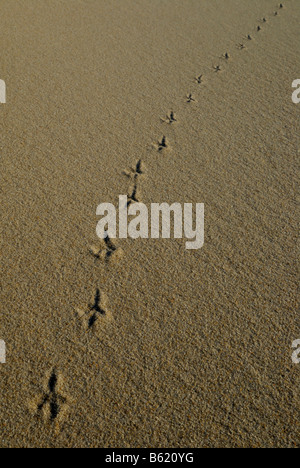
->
[161,111,177,124]
[156,135,169,152]
[195,75,203,84]
[90,236,123,263]
[34,369,69,425]
[123,159,145,205]
[186,93,196,103]
[76,288,112,331]
[127,182,141,206]
[123,159,145,178]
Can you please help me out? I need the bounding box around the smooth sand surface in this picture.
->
[0,0,299,448]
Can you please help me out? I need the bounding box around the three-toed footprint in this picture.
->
[76,288,112,332]
[90,236,123,263]
[31,369,70,429]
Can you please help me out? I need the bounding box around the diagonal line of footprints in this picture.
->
[35,2,287,426]
[85,0,287,329]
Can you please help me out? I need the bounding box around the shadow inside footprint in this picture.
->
[158,136,168,151]
[36,369,67,423]
[86,288,107,329]
[187,93,196,103]
[90,236,122,263]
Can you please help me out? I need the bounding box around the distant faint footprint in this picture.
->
[123,159,145,205]
[161,111,177,124]
[186,93,196,103]
[194,75,203,84]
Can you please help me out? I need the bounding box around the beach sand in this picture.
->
[0,0,299,448]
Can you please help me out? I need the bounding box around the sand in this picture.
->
[0,0,299,448]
